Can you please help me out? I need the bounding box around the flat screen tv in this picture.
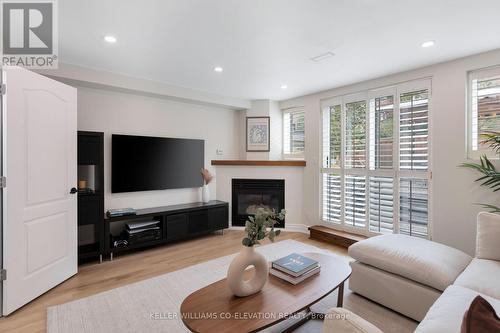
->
[112,134,204,193]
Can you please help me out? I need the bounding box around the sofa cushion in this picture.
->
[415,285,500,333]
[476,212,500,261]
[348,234,472,291]
[454,258,500,299]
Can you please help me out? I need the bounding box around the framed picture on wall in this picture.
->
[246,116,270,152]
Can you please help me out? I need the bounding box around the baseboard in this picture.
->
[283,224,309,234]
[228,223,309,234]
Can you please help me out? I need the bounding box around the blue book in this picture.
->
[272,253,319,277]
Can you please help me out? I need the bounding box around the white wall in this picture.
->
[38,63,250,110]
[76,86,240,211]
[246,100,271,160]
[244,100,283,160]
[280,48,500,255]
[269,101,283,160]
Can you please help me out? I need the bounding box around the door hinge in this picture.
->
[0,84,5,95]
[0,269,6,281]
[0,177,5,188]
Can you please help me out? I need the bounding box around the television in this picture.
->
[112,134,205,193]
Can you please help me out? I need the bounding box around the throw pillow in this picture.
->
[461,295,500,333]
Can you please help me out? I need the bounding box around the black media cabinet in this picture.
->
[104,200,229,259]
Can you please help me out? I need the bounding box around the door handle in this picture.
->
[70,187,78,194]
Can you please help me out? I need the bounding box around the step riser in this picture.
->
[308,226,366,248]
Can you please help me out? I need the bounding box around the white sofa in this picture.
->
[348,233,472,321]
[323,212,500,333]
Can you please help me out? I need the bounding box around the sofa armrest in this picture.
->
[322,308,383,333]
[476,212,500,261]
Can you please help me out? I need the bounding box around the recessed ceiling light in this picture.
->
[280,84,288,90]
[213,66,223,72]
[104,35,117,43]
[421,40,435,48]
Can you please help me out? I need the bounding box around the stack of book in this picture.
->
[270,253,320,285]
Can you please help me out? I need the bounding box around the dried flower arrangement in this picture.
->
[201,168,213,185]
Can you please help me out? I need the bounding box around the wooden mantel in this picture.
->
[211,160,306,167]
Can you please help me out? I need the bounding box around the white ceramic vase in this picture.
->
[227,246,269,297]
[202,184,210,203]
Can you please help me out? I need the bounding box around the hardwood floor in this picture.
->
[0,230,347,333]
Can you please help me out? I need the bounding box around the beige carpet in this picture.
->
[48,239,417,333]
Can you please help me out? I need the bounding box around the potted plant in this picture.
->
[227,208,286,297]
[462,131,500,212]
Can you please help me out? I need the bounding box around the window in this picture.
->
[369,96,394,170]
[323,105,341,168]
[344,175,366,227]
[369,176,394,233]
[468,67,500,158]
[345,101,367,168]
[321,81,431,239]
[399,178,429,238]
[400,90,429,170]
[283,108,305,158]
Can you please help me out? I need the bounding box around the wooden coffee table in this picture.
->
[180,252,351,333]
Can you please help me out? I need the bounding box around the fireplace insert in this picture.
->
[232,179,285,228]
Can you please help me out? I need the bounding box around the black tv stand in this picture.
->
[104,200,229,259]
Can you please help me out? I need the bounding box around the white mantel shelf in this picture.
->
[211,160,306,167]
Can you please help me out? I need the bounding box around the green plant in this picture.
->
[461,131,500,213]
[242,208,286,247]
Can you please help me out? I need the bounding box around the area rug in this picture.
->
[47,239,417,333]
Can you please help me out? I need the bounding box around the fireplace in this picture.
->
[232,179,285,228]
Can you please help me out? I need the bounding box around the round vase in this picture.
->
[202,185,210,203]
[227,246,269,297]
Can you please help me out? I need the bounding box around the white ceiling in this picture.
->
[60,0,500,101]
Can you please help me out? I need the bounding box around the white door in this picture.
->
[2,66,77,315]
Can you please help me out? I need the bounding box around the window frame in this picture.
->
[282,107,305,159]
[467,66,500,160]
[319,79,433,239]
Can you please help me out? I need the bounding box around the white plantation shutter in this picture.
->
[398,88,430,238]
[344,175,366,227]
[322,107,330,167]
[468,68,500,157]
[283,112,291,154]
[322,174,341,223]
[321,80,431,239]
[330,105,342,168]
[399,90,429,170]
[322,102,342,224]
[322,105,342,168]
[345,101,366,168]
[369,177,394,233]
[283,108,305,157]
[399,178,428,238]
[370,96,394,170]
